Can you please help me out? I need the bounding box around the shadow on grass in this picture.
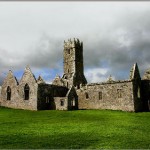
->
[1,131,149,149]
[0,132,99,149]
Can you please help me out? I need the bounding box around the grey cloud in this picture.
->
[0,2,150,83]
[82,7,150,81]
[25,34,63,69]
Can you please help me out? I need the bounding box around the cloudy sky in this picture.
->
[0,1,150,84]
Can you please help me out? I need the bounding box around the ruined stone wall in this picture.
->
[129,63,143,112]
[132,79,142,112]
[37,84,68,110]
[0,68,38,111]
[141,69,150,111]
[1,71,20,109]
[67,86,78,110]
[18,68,38,110]
[141,80,150,111]
[77,80,135,111]
[54,97,68,110]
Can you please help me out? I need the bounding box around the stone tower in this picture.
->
[62,38,87,88]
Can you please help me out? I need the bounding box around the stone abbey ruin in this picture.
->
[0,38,150,112]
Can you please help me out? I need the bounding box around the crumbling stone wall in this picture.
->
[0,67,38,111]
[1,71,19,109]
[54,97,68,110]
[141,69,150,111]
[141,80,150,111]
[130,63,143,112]
[18,66,38,110]
[37,84,68,110]
[67,86,78,110]
[77,80,135,111]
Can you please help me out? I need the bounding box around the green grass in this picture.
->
[0,107,150,149]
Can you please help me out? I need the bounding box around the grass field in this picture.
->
[0,107,150,149]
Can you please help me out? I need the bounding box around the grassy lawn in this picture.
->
[0,107,150,149]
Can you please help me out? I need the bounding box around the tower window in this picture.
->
[7,86,11,100]
[99,92,102,100]
[67,49,70,54]
[85,92,89,99]
[24,83,30,100]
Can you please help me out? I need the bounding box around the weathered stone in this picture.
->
[37,75,45,84]
[77,81,135,111]
[62,38,87,89]
[143,69,150,80]
[0,38,149,112]
[37,84,68,110]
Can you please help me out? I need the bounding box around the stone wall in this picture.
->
[37,84,68,110]
[1,71,19,109]
[62,38,87,89]
[141,80,150,111]
[130,63,143,112]
[77,80,135,111]
[67,86,78,110]
[141,69,150,111]
[54,97,68,110]
[18,66,38,110]
[0,67,38,111]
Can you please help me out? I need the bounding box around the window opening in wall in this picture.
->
[85,92,89,99]
[117,89,122,98]
[60,99,64,106]
[71,98,75,106]
[77,85,80,89]
[68,69,69,73]
[138,87,140,98]
[46,96,50,103]
[67,49,70,54]
[7,86,11,100]
[24,83,30,100]
[99,92,102,100]
[67,82,69,88]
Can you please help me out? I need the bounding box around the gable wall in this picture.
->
[1,72,19,109]
[0,70,38,110]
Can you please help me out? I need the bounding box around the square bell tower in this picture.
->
[62,38,87,88]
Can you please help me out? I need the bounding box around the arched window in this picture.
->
[7,86,11,100]
[24,84,30,100]
[85,92,89,99]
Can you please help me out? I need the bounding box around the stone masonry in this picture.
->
[0,38,149,112]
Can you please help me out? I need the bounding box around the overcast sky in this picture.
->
[0,1,150,84]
